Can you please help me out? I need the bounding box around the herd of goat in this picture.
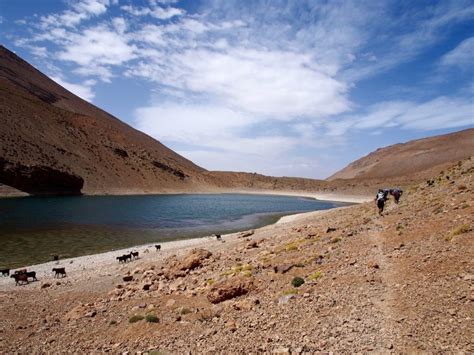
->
[1,236,224,286]
[1,268,67,286]
[1,244,164,286]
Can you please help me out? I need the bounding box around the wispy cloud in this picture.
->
[332,96,474,136]
[40,0,109,28]
[441,36,474,68]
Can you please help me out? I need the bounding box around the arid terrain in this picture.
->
[1,158,472,353]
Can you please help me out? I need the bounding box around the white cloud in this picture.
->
[57,25,136,67]
[40,0,109,28]
[51,76,95,102]
[130,47,350,120]
[120,4,183,19]
[151,7,184,20]
[441,37,474,68]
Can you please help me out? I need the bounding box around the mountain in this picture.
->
[328,129,474,181]
[0,45,207,195]
[1,45,472,196]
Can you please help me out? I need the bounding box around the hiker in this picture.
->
[375,189,386,216]
[390,188,403,204]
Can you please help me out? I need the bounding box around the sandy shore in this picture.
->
[0,192,368,291]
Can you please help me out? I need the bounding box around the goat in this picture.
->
[52,267,67,278]
[11,273,28,286]
[0,269,10,276]
[116,255,127,263]
[25,271,37,282]
[124,253,132,263]
[215,234,222,241]
[131,251,139,260]
[155,244,161,251]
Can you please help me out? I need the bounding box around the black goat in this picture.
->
[52,267,67,278]
[0,269,10,276]
[25,271,37,281]
[155,244,161,251]
[131,251,139,260]
[116,255,127,263]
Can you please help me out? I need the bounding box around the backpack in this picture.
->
[377,192,385,201]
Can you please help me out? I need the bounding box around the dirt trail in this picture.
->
[367,218,400,350]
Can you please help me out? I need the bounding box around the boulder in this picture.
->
[177,248,212,271]
[273,264,295,274]
[238,230,255,238]
[207,277,253,304]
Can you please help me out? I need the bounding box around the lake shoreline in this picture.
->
[0,192,369,289]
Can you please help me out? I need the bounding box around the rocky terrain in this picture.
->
[0,157,472,353]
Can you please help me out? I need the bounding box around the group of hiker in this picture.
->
[375,188,403,215]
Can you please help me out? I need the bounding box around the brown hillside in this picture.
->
[0,45,207,195]
[328,129,474,181]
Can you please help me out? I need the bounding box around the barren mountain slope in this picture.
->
[0,46,207,195]
[328,129,474,181]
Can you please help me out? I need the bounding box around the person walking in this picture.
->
[375,189,386,216]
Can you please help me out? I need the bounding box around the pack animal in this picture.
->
[52,267,67,278]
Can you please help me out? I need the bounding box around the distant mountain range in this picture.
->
[0,45,472,196]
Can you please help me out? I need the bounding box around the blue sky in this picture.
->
[1,0,473,178]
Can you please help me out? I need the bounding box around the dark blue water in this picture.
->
[0,194,346,268]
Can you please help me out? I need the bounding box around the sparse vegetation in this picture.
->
[109,320,117,325]
[129,315,144,323]
[291,277,305,288]
[282,289,299,295]
[145,314,159,323]
[308,271,322,281]
[452,224,471,236]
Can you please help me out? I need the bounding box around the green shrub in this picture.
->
[145,314,159,323]
[129,315,144,323]
[291,277,305,288]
